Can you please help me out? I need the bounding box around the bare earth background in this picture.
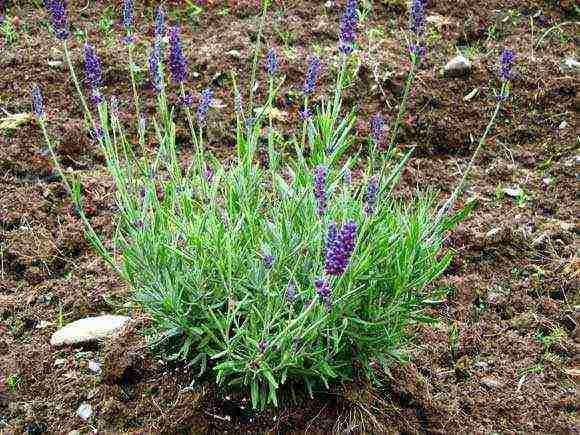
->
[0,0,577,432]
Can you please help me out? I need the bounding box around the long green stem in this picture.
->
[127,45,141,129]
[377,56,418,188]
[248,0,270,112]
[63,42,94,127]
[386,58,417,158]
[432,100,502,227]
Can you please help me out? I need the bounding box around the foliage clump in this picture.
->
[36,0,512,408]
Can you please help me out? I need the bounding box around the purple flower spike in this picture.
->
[500,49,515,81]
[180,92,194,108]
[325,220,358,276]
[263,254,274,269]
[46,0,69,40]
[31,85,45,119]
[266,48,278,76]
[324,222,338,257]
[122,0,134,31]
[197,88,213,125]
[286,282,297,302]
[299,107,312,120]
[314,165,327,217]
[364,177,379,215]
[169,26,188,84]
[315,278,332,309]
[148,44,164,93]
[339,0,358,54]
[409,0,426,37]
[155,6,165,39]
[258,340,268,353]
[370,114,384,143]
[84,43,103,104]
[303,56,321,96]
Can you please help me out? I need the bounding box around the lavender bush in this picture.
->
[35,0,512,409]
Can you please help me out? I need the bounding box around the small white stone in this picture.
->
[76,403,93,421]
[444,55,472,78]
[562,57,580,72]
[485,228,500,239]
[50,315,130,346]
[48,60,63,68]
[54,358,67,368]
[502,187,523,197]
[36,320,54,329]
[480,377,502,388]
[559,120,568,129]
[88,360,102,374]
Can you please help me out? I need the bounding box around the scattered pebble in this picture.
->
[48,60,63,68]
[485,228,500,240]
[444,55,472,78]
[54,358,67,368]
[76,403,92,421]
[88,360,102,374]
[480,377,502,388]
[36,320,54,329]
[561,57,580,73]
[473,361,489,371]
[559,120,568,129]
[503,187,523,197]
[50,315,130,347]
[542,176,554,186]
[226,49,241,59]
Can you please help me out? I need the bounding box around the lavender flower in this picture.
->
[303,56,321,96]
[370,114,384,143]
[263,254,274,269]
[84,43,103,105]
[169,26,187,84]
[315,278,332,309]
[409,0,426,37]
[408,0,426,58]
[364,177,379,215]
[324,222,338,257]
[148,44,164,93]
[197,88,213,124]
[266,48,278,76]
[325,221,358,276]
[339,0,358,54]
[258,340,268,353]
[314,165,327,216]
[299,107,312,120]
[122,0,134,31]
[179,92,194,108]
[286,282,297,302]
[31,85,45,119]
[46,0,69,40]
[204,164,214,182]
[92,125,104,141]
[500,49,515,81]
[155,6,165,38]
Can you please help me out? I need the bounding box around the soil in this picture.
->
[0,0,578,433]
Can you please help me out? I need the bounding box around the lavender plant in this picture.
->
[35,0,513,409]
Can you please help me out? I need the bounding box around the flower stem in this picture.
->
[63,41,94,127]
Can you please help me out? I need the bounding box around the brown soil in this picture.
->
[0,0,577,433]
